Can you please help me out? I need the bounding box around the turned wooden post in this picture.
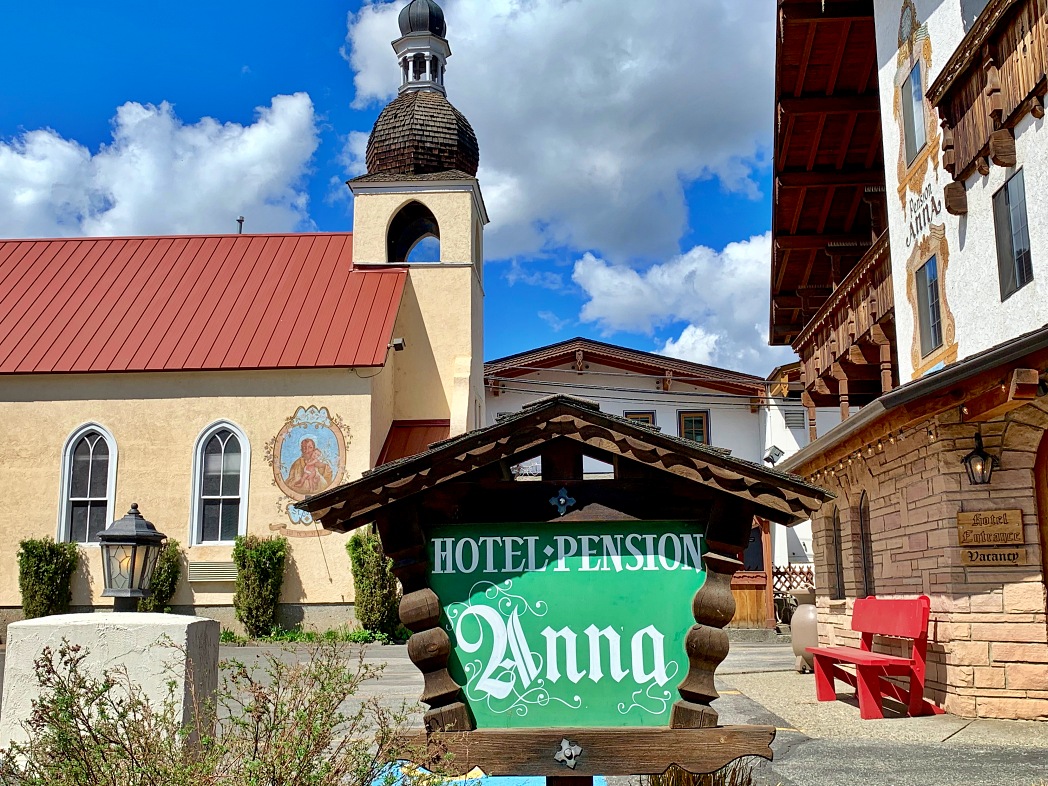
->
[378,511,474,732]
[671,549,744,728]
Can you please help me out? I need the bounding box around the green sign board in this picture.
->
[428,521,707,728]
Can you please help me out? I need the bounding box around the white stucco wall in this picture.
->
[485,361,841,566]
[875,0,1048,381]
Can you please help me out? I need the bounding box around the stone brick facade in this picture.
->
[806,398,1048,721]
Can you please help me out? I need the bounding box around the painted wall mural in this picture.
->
[892,0,957,378]
[265,406,349,536]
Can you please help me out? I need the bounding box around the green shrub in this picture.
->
[17,538,79,619]
[137,539,182,613]
[346,528,401,638]
[220,628,247,646]
[232,535,288,638]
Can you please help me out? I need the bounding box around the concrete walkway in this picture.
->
[3,641,1047,784]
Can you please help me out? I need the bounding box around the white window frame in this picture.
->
[57,423,118,545]
[190,420,251,546]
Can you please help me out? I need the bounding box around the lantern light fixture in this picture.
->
[962,433,999,486]
[97,503,167,612]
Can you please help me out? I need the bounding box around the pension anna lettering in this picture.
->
[428,522,707,728]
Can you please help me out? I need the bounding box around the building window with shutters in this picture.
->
[994,170,1033,301]
[915,255,943,357]
[677,411,710,444]
[59,424,118,544]
[624,411,656,427]
[191,422,250,545]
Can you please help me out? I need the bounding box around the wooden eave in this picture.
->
[928,0,1047,185]
[484,338,766,396]
[770,0,885,346]
[299,396,830,529]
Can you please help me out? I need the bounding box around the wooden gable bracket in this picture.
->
[989,128,1016,168]
[575,348,585,373]
[867,324,894,393]
[961,368,1040,423]
[663,369,674,392]
[944,182,968,216]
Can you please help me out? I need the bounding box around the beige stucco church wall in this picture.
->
[393,266,485,434]
[0,368,381,629]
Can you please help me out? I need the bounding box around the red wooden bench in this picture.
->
[806,595,944,720]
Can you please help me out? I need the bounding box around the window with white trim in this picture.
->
[192,422,250,544]
[901,61,927,165]
[915,255,943,357]
[993,169,1033,301]
[60,425,117,544]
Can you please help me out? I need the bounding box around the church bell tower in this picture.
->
[348,0,487,437]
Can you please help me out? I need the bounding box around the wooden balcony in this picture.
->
[929,0,1048,211]
[792,231,898,437]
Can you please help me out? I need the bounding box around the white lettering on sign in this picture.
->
[446,580,679,720]
[431,533,705,575]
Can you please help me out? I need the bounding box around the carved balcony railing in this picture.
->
[792,231,897,438]
[929,0,1048,213]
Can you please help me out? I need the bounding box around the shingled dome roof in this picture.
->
[399,0,446,37]
[365,90,479,177]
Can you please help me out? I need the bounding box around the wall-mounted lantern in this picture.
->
[98,503,166,612]
[962,433,999,486]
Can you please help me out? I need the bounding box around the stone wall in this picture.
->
[809,398,1048,720]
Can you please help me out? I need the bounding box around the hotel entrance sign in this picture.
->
[957,510,1024,546]
[428,521,706,728]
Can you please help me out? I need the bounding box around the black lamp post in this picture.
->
[98,503,166,612]
[962,433,999,486]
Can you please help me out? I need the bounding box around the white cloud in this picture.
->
[538,310,571,332]
[505,259,564,290]
[344,0,774,262]
[571,233,793,375]
[0,93,319,238]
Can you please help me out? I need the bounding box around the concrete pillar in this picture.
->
[0,613,219,749]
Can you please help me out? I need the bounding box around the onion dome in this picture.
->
[399,0,446,38]
[365,90,479,177]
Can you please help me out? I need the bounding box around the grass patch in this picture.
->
[219,625,396,646]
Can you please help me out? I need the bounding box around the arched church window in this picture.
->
[191,422,250,545]
[831,506,845,600]
[60,424,118,544]
[859,492,875,597]
[388,201,441,263]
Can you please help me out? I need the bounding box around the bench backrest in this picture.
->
[851,595,930,640]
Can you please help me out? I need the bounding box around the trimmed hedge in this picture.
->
[138,539,182,613]
[232,535,288,638]
[18,538,80,619]
[346,528,401,637]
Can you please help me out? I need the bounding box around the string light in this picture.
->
[806,420,945,482]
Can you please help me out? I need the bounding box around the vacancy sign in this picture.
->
[428,521,707,729]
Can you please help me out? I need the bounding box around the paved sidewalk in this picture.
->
[715,642,1048,786]
[4,641,1047,784]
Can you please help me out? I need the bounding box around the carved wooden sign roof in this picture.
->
[298,395,830,530]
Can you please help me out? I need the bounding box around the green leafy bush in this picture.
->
[0,640,443,786]
[17,538,79,619]
[346,528,401,638]
[137,539,182,613]
[232,535,288,638]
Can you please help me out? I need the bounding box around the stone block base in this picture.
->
[0,613,219,748]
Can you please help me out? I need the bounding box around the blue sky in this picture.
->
[0,0,790,373]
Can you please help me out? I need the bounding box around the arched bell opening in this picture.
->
[388,200,441,263]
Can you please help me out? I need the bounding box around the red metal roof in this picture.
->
[0,233,406,374]
[377,420,451,466]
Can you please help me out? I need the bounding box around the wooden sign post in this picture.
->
[300,397,830,780]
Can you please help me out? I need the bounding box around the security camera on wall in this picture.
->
[764,445,785,466]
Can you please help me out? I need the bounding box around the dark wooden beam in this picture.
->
[775,233,872,250]
[410,726,775,777]
[780,1,874,23]
[962,368,1040,423]
[776,169,883,188]
[779,94,880,115]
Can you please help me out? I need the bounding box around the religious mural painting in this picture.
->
[429,520,707,728]
[265,406,349,536]
[893,0,957,378]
